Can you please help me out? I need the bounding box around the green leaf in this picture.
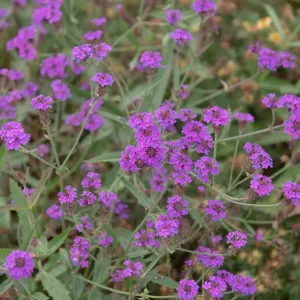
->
[98,111,128,126]
[92,258,111,283]
[0,145,6,170]
[189,208,202,224]
[0,204,28,212]
[0,248,13,264]
[41,272,71,300]
[32,292,49,300]
[0,197,10,229]
[121,177,149,208]
[85,151,121,163]
[10,179,32,241]
[147,271,178,289]
[59,248,72,269]
[31,167,54,208]
[264,4,285,39]
[0,278,13,295]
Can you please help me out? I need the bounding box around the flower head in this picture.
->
[138,51,163,72]
[177,85,190,100]
[166,9,182,25]
[170,29,193,46]
[76,216,93,233]
[155,214,180,238]
[58,185,77,204]
[99,191,118,208]
[30,95,53,111]
[78,190,97,206]
[230,275,256,296]
[284,113,300,140]
[70,237,91,268]
[192,0,217,16]
[177,279,199,300]
[167,195,189,218]
[280,51,296,69]
[134,229,156,247]
[83,30,102,41]
[91,72,114,87]
[98,232,113,248]
[244,142,273,170]
[258,47,280,71]
[72,44,93,63]
[206,200,226,222]
[154,105,178,129]
[81,172,101,189]
[93,43,112,61]
[203,106,230,128]
[250,174,273,196]
[115,200,130,219]
[51,80,71,101]
[194,156,219,183]
[36,144,49,157]
[197,246,224,268]
[203,276,227,299]
[282,182,300,206]
[261,93,278,109]
[4,250,34,280]
[46,204,62,221]
[226,231,247,249]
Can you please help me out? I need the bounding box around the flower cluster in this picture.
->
[282,182,300,206]
[196,246,224,268]
[244,142,273,170]
[194,156,220,183]
[192,0,217,16]
[70,237,91,268]
[72,43,112,63]
[170,29,193,46]
[111,260,143,282]
[98,232,114,248]
[206,200,226,222]
[46,204,63,221]
[250,174,273,197]
[58,185,77,204]
[32,0,63,25]
[137,51,163,72]
[75,216,93,233]
[177,279,199,300]
[0,121,30,150]
[166,9,182,25]
[81,172,101,189]
[40,54,71,79]
[226,231,247,249]
[30,95,53,111]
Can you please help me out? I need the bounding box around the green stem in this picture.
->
[213,133,218,187]
[230,172,256,190]
[176,247,227,256]
[141,252,164,278]
[46,127,61,167]
[20,146,56,168]
[228,140,240,191]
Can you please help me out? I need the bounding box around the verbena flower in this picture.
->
[46,204,63,221]
[22,82,38,97]
[76,216,93,233]
[177,279,199,300]
[257,47,280,71]
[278,94,300,112]
[203,106,230,128]
[282,182,300,206]
[194,156,220,183]
[78,190,97,206]
[226,231,247,249]
[30,95,53,111]
[58,185,77,204]
[83,30,102,41]
[70,236,91,268]
[72,44,93,63]
[230,275,256,296]
[36,144,49,157]
[166,9,182,25]
[261,93,279,109]
[206,200,226,222]
[233,112,254,130]
[4,250,34,280]
[51,79,71,101]
[179,108,197,122]
[167,195,189,218]
[82,172,101,189]
[138,51,163,72]
[149,167,168,192]
[250,174,273,196]
[155,214,180,238]
[284,113,300,140]
[256,229,263,241]
[91,17,106,26]
[40,54,70,79]
[203,276,227,299]
[211,235,223,244]
[154,105,178,129]
[170,29,193,46]
[0,121,30,150]
[196,246,224,268]
[120,145,141,173]
[99,191,118,208]
[98,232,113,248]
[280,51,296,69]
[111,260,143,282]
[91,72,114,87]
[134,229,156,247]
[192,0,217,16]
[93,43,112,60]
[115,200,130,219]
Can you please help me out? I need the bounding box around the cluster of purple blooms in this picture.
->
[98,232,113,248]
[250,174,273,197]
[31,95,53,111]
[282,182,300,206]
[244,142,273,170]
[136,51,163,72]
[192,0,217,16]
[70,236,91,268]
[248,42,295,71]
[46,204,63,221]
[111,259,143,282]
[226,231,248,249]
[32,0,63,25]
[206,200,226,222]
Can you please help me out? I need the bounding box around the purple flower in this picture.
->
[72,44,93,63]
[134,229,156,247]
[93,43,112,60]
[261,93,279,109]
[233,112,254,129]
[76,216,93,233]
[169,151,193,172]
[83,30,103,41]
[78,190,97,206]
[30,95,53,111]
[250,174,273,197]
[82,172,101,189]
[58,185,77,204]
[166,9,182,25]
[129,112,155,130]
[138,51,163,72]
[243,142,273,170]
[172,170,192,186]
[4,250,34,280]
[98,232,113,248]
[22,82,38,97]
[197,246,224,268]
[203,106,230,128]
[14,0,27,7]
[91,72,114,87]
[256,229,263,241]
[177,279,199,300]
[230,275,256,296]
[280,51,296,69]
[91,17,106,27]
[99,191,118,208]
[70,236,91,268]
[51,80,71,101]
[40,54,70,79]
[46,204,63,221]
[203,276,227,299]
[192,0,217,16]
[282,182,300,206]
[194,156,220,183]
[284,113,300,140]
[179,109,197,123]
[206,200,226,222]
[36,144,49,157]
[177,84,190,100]
[155,214,180,238]
[0,121,30,150]
[216,270,235,285]
[120,145,142,173]
[0,98,16,120]
[115,200,130,219]
[111,260,143,281]
[0,68,24,81]
[167,195,189,218]
[226,231,247,249]
[149,167,168,192]
[278,94,300,112]
[170,29,193,46]
[154,105,178,129]
[258,47,280,71]
[211,235,222,244]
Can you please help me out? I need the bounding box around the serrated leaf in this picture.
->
[41,272,71,300]
[0,278,13,295]
[31,167,54,208]
[32,292,49,300]
[85,152,121,163]
[0,248,13,264]
[121,177,149,208]
[264,4,285,39]
[10,179,32,241]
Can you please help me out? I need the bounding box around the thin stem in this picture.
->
[78,276,176,298]
[228,140,240,191]
[219,124,284,143]
[230,172,256,190]
[213,133,218,187]
[177,247,228,256]
[46,127,61,167]
[141,252,164,278]
[20,146,56,168]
